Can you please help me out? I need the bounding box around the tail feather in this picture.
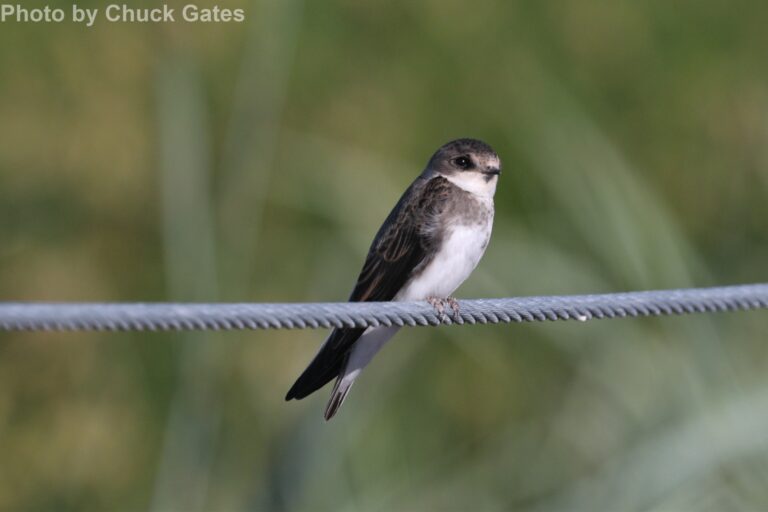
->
[284,359,342,401]
[324,375,355,420]
[287,326,400,419]
[285,328,364,401]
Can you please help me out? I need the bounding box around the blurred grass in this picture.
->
[1,0,768,510]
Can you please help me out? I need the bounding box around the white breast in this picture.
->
[395,210,493,301]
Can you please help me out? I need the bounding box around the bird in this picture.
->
[285,138,501,420]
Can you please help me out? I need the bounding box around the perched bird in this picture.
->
[285,138,501,420]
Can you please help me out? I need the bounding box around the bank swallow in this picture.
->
[286,139,501,420]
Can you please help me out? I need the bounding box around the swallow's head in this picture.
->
[426,138,501,197]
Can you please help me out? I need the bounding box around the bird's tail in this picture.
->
[285,327,365,401]
[324,372,357,420]
[322,326,401,420]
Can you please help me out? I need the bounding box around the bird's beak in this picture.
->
[483,167,501,176]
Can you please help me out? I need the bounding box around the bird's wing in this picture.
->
[285,176,453,400]
[347,177,451,302]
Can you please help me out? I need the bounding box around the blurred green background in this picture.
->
[1,0,768,510]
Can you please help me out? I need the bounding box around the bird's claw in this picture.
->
[427,296,461,323]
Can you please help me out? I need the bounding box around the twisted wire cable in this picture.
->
[0,284,766,332]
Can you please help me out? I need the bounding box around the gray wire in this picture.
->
[1,284,766,332]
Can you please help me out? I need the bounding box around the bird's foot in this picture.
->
[426,296,461,322]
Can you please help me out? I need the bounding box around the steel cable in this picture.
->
[0,284,766,332]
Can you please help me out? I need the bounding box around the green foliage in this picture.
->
[1,0,767,510]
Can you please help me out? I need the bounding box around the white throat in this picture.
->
[444,172,498,198]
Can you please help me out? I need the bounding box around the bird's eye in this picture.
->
[453,156,472,170]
